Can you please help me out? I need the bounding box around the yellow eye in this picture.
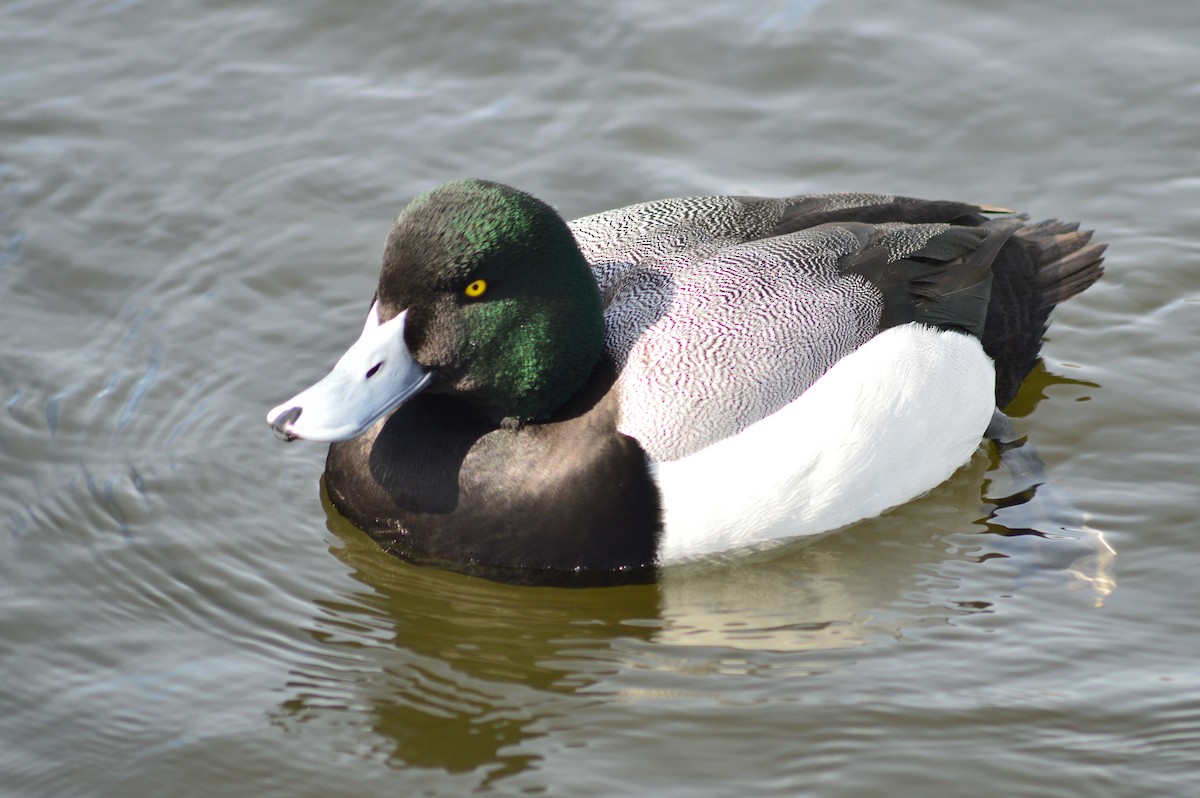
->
[464,279,487,298]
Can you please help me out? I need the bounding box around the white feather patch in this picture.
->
[652,323,996,562]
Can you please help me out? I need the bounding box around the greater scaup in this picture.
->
[268,179,1104,585]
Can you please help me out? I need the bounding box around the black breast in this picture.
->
[323,360,662,586]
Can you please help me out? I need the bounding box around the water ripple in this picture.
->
[0,229,24,271]
[115,344,161,432]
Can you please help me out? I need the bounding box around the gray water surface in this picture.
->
[3,1,1199,796]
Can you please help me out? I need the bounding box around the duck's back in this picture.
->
[569,192,1052,461]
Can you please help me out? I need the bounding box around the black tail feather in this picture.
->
[984,220,1106,409]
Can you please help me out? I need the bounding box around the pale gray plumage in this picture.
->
[568,193,955,461]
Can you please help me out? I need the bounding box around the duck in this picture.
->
[267,179,1104,586]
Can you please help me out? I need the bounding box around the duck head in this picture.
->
[267,179,606,441]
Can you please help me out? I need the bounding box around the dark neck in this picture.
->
[324,359,663,585]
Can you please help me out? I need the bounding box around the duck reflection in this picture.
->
[978,362,1116,605]
[274,364,1114,781]
[274,498,660,782]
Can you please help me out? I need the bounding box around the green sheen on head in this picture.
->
[374,180,605,423]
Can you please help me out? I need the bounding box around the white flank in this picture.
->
[652,323,996,562]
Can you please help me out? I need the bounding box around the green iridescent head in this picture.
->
[374,179,605,423]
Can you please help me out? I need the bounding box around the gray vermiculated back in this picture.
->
[568,193,952,461]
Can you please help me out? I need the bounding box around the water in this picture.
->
[2,0,1198,795]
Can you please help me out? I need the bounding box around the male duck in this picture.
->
[268,179,1104,585]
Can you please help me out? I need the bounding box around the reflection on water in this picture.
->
[980,362,1116,605]
[272,488,661,781]
[981,477,1117,606]
[273,415,1117,780]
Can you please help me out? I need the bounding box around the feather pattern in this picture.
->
[569,194,962,460]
